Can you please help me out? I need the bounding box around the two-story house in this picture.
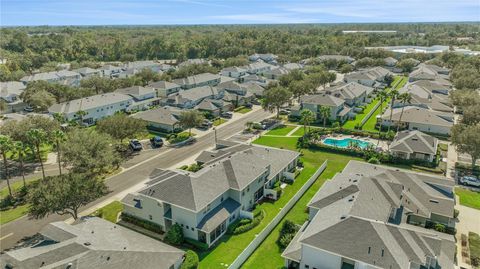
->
[148,81,182,97]
[173,73,221,89]
[164,86,223,109]
[221,66,248,79]
[323,82,372,107]
[283,161,456,269]
[292,94,351,123]
[21,70,82,87]
[122,143,299,247]
[115,86,160,111]
[344,67,391,87]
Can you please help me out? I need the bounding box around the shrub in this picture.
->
[187,163,203,172]
[454,209,460,218]
[280,220,297,235]
[168,132,191,144]
[120,213,164,234]
[368,157,380,164]
[184,238,208,251]
[434,223,446,233]
[227,210,265,235]
[179,165,189,170]
[234,106,246,112]
[278,233,296,249]
[165,223,184,245]
[471,256,480,267]
[181,250,199,269]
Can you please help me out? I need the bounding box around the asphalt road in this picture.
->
[0,109,273,250]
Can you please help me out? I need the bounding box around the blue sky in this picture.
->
[1,0,479,26]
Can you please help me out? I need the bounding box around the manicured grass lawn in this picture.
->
[213,118,227,126]
[0,204,29,225]
[94,201,124,223]
[236,107,252,114]
[342,98,380,130]
[469,232,480,265]
[265,125,296,136]
[5,143,52,163]
[241,136,361,269]
[455,187,480,210]
[291,126,321,137]
[198,137,329,269]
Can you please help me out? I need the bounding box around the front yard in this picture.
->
[0,178,39,225]
[265,125,297,136]
[197,137,326,268]
[455,187,480,210]
[94,201,124,223]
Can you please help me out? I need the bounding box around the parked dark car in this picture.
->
[129,139,143,151]
[150,136,164,148]
[245,103,253,108]
[221,112,233,118]
[198,119,212,129]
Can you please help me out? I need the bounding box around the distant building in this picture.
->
[248,53,278,64]
[409,63,450,82]
[115,86,160,111]
[221,66,247,79]
[0,81,26,112]
[72,67,103,78]
[21,70,82,87]
[173,73,221,89]
[148,81,182,97]
[396,80,453,113]
[164,86,223,109]
[0,217,184,269]
[292,93,351,123]
[366,45,450,54]
[344,66,391,87]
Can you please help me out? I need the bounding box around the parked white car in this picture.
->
[459,176,480,187]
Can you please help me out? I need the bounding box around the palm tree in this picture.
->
[0,135,13,196]
[300,109,315,135]
[319,106,331,127]
[387,89,399,132]
[12,141,27,188]
[396,93,412,133]
[52,130,66,175]
[26,129,47,180]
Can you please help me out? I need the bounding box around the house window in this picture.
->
[191,228,194,231]
[149,215,152,220]
[181,224,184,227]
[186,225,189,229]
[247,187,250,192]
[305,265,309,269]
[242,191,245,196]
[221,196,224,202]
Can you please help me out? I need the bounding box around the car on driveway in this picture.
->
[129,139,143,151]
[221,112,233,118]
[459,176,480,187]
[150,136,164,148]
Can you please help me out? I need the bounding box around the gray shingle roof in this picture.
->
[0,217,184,269]
[48,93,132,114]
[115,86,155,98]
[325,82,371,100]
[390,130,438,155]
[172,73,219,87]
[381,106,454,127]
[131,106,182,126]
[196,198,240,232]
[0,81,26,99]
[167,86,219,105]
[301,93,345,107]
[148,81,181,90]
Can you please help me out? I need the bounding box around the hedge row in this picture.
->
[227,210,265,235]
[184,238,209,251]
[120,213,164,234]
[180,250,199,269]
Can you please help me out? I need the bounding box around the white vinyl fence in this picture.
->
[228,160,328,269]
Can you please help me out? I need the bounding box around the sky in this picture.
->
[1,0,479,26]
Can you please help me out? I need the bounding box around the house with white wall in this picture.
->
[221,66,248,79]
[115,86,160,111]
[283,161,456,269]
[390,130,439,162]
[292,94,351,123]
[48,92,133,125]
[122,143,299,248]
[344,67,391,87]
[21,70,82,87]
[164,85,223,109]
[149,81,182,97]
[173,73,221,89]
[0,81,26,113]
[72,67,103,78]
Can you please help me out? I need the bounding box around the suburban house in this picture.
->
[115,86,160,111]
[0,217,185,269]
[409,64,450,82]
[283,63,304,71]
[396,80,453,112]
[177,58,209,68]
[121,143,299,247]
[195,99,232,117]
[173,73,221,89]
[0,81,26,113]
[292,94,351,123]
[262,67,290,80]
[218,81,257,106]
[131,106,184,132]
[344,66,391,87]
[73,67,103,78]
[164,86,223,109]
[123,60,164,73]
[221,66,247,79]
[283,161,456,269]
[99,64,123,78]
[117,68,140,79]
[378,106,454,135]
[384,57,398,67]
[248,53,278,64]
[20,70,82,87]
[240,81,266,97]
[148,81,182,97]
[390,130,439,162]
[245,61,275,75]
[241,74,270,87]
[48,92,133,125]
[323,82,372,107]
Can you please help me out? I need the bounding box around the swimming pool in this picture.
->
[323,138,372,149]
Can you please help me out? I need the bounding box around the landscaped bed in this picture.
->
[94,201,124,223]
[470,232,480,268]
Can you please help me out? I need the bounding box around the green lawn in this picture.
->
[342,98,380,130]
[0,204,29,225]
[94,201,124,223]
[236,107,252,114]
[291,126,321,137]
[5,143,52,163]
[213,118,227,126]
[241,136,361,269]
[198,137,328,269]
[455,187,480,210]
[265,125,297,136]
[469,232,480,266]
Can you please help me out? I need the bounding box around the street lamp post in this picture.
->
[213,127,217,146]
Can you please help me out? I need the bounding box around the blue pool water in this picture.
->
[323,138,372,149]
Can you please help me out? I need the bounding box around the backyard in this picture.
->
[342,97,381,130]
[239,136,361,268]
[197,137,328,268]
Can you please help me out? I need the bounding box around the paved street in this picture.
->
[0,108,273,250]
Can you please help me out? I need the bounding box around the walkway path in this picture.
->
[286,125,301,137]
